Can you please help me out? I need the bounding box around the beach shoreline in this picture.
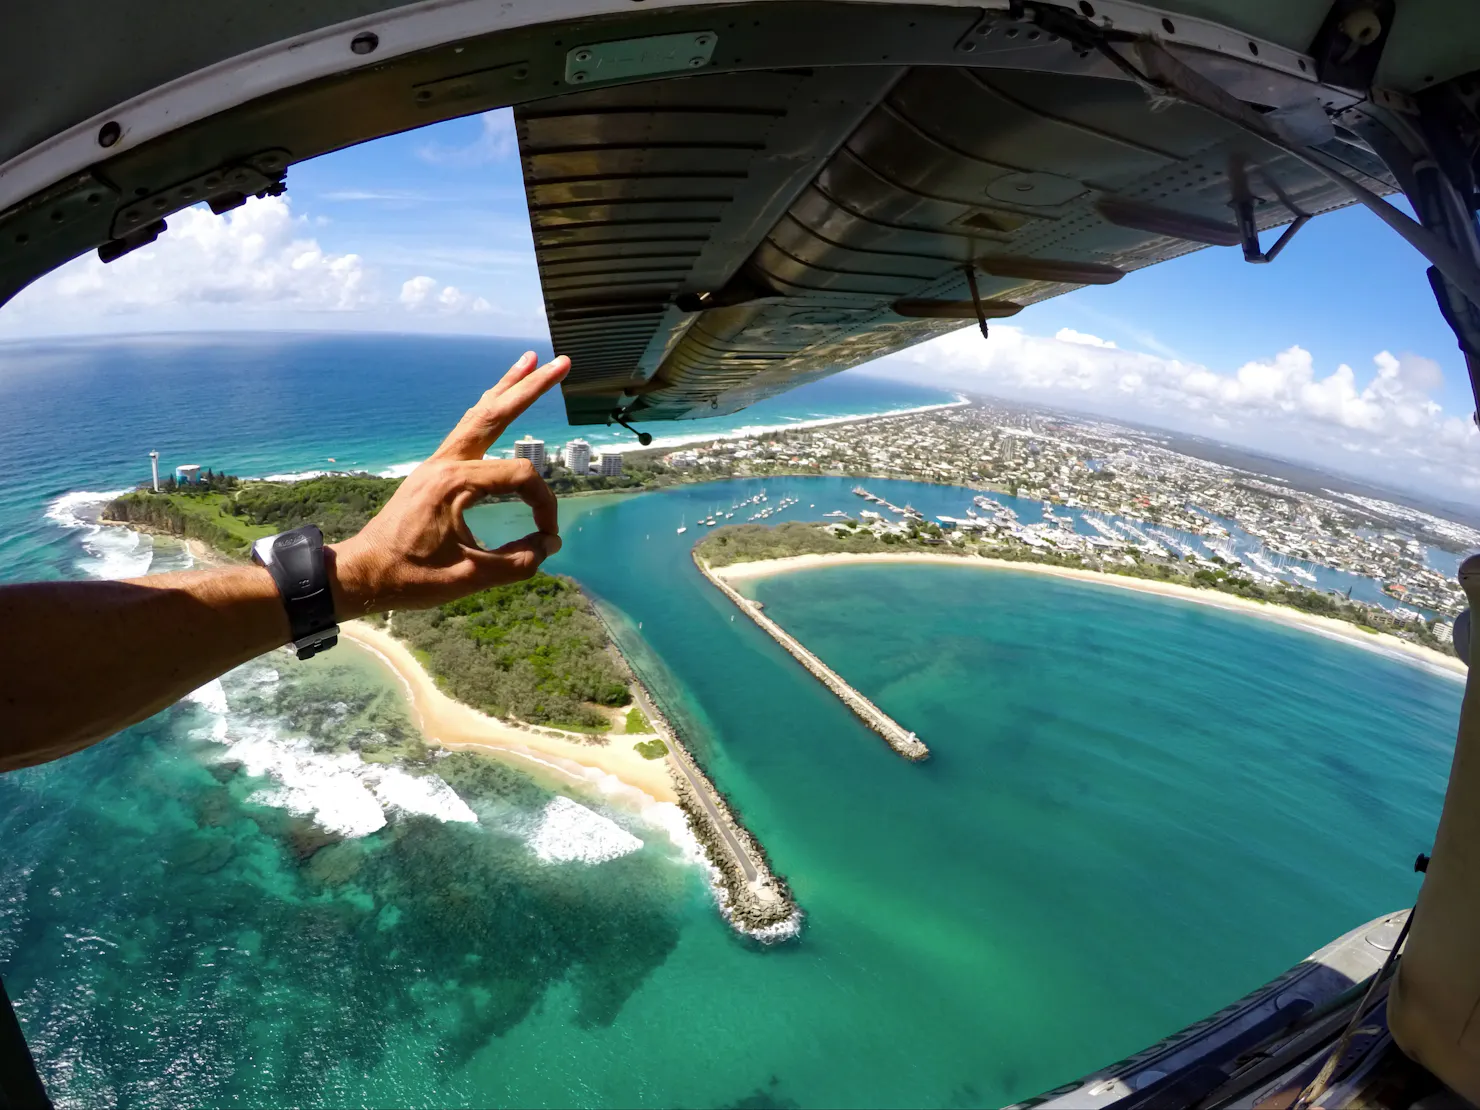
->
[709,552,1469,680]
[338,619,681,804]
[343,617,801,937]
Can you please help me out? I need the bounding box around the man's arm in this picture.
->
[0,351,569,773]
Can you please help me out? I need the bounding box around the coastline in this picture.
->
[345,616,801,938]
[709,552,1469,680]
[96,507,800,937]
[338,619,681,803]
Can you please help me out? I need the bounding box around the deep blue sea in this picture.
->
[0,334,1465,1108]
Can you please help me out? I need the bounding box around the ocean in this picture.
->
[0,335,1465,1108]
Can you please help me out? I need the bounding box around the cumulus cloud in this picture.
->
[1055,327,1117,348]
[416,109,518,167]
[870,325,1480,494]
[0,194,512,335]
[399,276,492,315]
[17,195,372,314]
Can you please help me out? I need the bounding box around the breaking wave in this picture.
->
[527,795,643,864]
[45,488,163,580]
[185,671,477,839]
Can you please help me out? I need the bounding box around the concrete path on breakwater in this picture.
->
[696,557,930,761]
[625,681,757,882]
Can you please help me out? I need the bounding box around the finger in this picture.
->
[434,354,570,461]
[432,351,537,460]
[468,532,562,588]
[458,459,559,537]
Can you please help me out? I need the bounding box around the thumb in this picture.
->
[467,531,562,588]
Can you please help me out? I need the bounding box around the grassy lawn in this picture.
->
[166,493,276,548]
[633,739,668,760]
[623,706,651,734]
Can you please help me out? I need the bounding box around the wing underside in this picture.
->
[521,25,1375,428]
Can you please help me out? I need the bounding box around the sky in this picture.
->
[2,107,1478,502]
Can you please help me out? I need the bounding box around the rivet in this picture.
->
[50,210,64,223]
[571,71,588,82]
[153,197,168,210]
[513,66,529,80]
[86,193,100,205]
[180,186,195,197]
[573,49,593,63]
[204,176,220,188]
[688,56,706,66]
[98,121,122,148]
[351,31,379,55]
[415,89,434,101]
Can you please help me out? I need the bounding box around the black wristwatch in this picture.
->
[251,524,339,660]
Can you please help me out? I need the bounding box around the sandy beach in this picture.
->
[338,620,679,802]
[709,552,1469,680]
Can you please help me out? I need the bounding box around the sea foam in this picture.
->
[189,670,477,838]
[45,489,155,580]
[528,796,642,864]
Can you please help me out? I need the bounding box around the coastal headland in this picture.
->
[695,553,931,760]
[709,551,1468,680]
[101,483,800,940]
[343,618,799,937]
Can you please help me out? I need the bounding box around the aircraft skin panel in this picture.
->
[531,37,1367,427]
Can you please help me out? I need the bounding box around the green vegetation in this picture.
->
[698,521,1459,657]
[105,473,402,555]
[698,520,896,567]
[231,475,400,541]
[104,490,274,554]
[624,706,651,734]
[633,739,668,760]
[390,573,631,731]
[540,456,677,496]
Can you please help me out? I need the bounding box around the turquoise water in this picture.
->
[0,340,1465,1107]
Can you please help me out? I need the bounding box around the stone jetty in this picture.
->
[591,604,800,939]
[696,556,930,761]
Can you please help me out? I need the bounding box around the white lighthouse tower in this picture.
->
[149,450,160,493]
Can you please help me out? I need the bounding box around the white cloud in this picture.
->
[399,275,492,315]
[0,194,521,336]
[415,109,518,167]
[869,325,1480,496]
[14,195,371,315]
[1055,327,1117,348]
[318,188,434,203]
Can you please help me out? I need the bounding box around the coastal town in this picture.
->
[621,399,1477,642]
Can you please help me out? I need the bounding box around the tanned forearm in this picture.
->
[0,350,569,776]
[0,566,290,771]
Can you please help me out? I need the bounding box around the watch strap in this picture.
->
[252,525,339,660]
